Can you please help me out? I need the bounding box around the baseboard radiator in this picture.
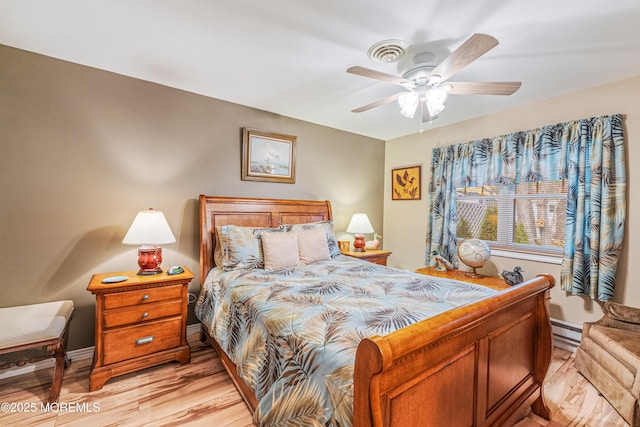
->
[2,321,581,380]
[551,318,582,353]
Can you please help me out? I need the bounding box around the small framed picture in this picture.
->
[338,240,350,253]
[391,165,421,200]
[242,128,297,184]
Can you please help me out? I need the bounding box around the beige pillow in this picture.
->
[297,227,331,264]
[281,221,341,258]
[261,231,300,271]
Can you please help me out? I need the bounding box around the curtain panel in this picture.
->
[425,114,626,301]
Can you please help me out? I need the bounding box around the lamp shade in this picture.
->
[346,213,374,234]
[397,86,449,121]
[122,209,176,245]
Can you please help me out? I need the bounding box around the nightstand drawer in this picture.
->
[102,317,182,365]
[103,299,183,328]
[365,256,388,265]
[104,285,183,309]
[342,250,392,266]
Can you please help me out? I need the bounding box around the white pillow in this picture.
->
[297,227,331,264]
[261,231,300,271]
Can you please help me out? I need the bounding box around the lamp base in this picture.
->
[137,246,163,275]
[352,234,366,252]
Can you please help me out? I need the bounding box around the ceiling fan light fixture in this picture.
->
[398,87,448,121]
[398,91,419,118]
[425,87,448,117]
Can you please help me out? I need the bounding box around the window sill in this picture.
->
[491,249,562,265]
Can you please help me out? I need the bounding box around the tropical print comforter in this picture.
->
[194,255,498,426]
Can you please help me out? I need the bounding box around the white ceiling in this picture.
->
[2,0,640,140]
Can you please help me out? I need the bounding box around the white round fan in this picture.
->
[347,34,521,123]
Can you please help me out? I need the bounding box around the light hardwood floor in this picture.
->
[0,333,628,426]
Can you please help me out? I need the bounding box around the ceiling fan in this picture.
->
[347,33,521,124]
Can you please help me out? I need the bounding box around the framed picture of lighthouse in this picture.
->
[241,128,297,183]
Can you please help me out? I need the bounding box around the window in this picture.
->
[456,180,567,256]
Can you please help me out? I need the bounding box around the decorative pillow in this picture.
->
[261,231,300,271]
[297,227,331,264]
[282,221,341,258]
[218,225,281,270]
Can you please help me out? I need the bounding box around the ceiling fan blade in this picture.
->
[352,92,403,113]
[429,33,499,83]
[347,66,413,87]
[447,81,521,95]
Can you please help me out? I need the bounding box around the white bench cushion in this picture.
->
[0,300,74,349]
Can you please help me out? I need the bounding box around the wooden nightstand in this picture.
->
[87,267,194,391]
[342,249,392,266]
[415,266,509,291]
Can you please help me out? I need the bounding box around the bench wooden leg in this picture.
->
[48,344,66,403]
[47,320,71,403]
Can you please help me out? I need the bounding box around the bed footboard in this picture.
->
[353,274,555,427]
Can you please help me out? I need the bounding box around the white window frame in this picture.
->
[456,183,566,262]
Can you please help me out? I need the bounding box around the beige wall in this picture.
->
[384,75,640,326]
[5,40,636,350]
[0,45,385,350]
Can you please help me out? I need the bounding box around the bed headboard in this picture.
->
[199,195,333,285]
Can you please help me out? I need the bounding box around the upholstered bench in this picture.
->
[0,300,74,403]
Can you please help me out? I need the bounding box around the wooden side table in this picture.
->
[342,249,392,266]
[87,267,194,391]
[415,266,509,291]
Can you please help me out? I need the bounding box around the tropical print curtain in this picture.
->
[425,114,626,301]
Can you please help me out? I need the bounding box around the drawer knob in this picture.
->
[141,294,150,301]
[142,312,149,318]
[135,336,154,345]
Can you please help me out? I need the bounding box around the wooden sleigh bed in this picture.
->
[198,195,555,426]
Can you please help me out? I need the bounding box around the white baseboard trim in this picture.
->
[551,318,582,353]
[0,324,203,380]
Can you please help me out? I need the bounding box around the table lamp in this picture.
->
[122,208,176,275]
[346,213,374,252]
